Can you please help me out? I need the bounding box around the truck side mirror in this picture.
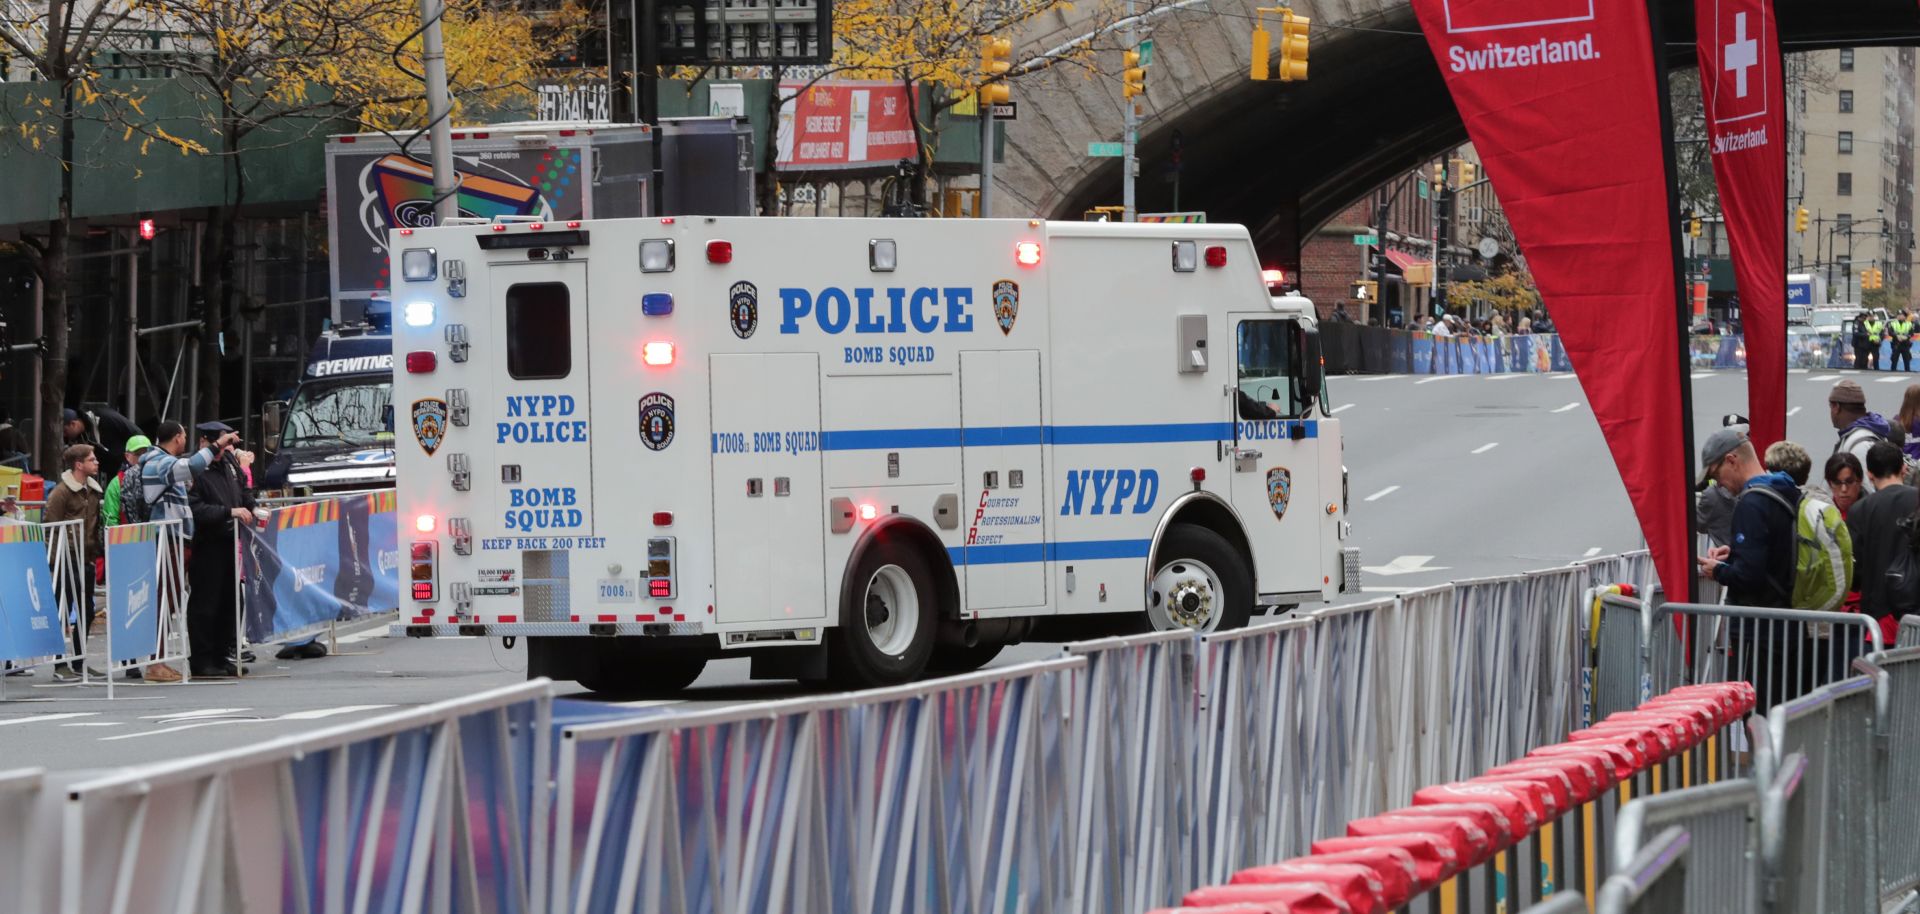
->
[262,400,287,452]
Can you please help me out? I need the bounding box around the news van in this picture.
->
[389,215,1359,693]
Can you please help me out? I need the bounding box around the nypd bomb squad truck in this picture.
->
[389,215,1358,693]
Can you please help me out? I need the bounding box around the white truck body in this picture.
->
[389,215,1357,685]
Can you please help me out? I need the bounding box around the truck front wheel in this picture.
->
[1146,524,1254,633]
[831,541,938,686]
[581,653,706,698]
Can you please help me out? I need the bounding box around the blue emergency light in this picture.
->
[641,293,674,316]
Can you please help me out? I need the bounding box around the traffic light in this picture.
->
[1453,159,1476,187]
[1432,161,1446,192]
[1350,280,1377,301]
[1863,268,1884,290]
[1794,207,1810,233]
[1873,268,1886,289]
[980,37,1012,106]
[1689,218,1703,237]
[1277,9,1310,81]
[1122,49,1146,98]
[1250,23,1271,80]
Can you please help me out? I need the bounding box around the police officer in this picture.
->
[1854,312,1874,369]
[1889,312,1904,372]
[1866,313,1886,370]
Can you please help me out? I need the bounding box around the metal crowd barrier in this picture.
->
[55,680,552,914]
[1902,614,1920,648]
[1595,827,1690,914]
[549,658,1080,914]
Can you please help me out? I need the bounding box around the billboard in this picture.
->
[775,81,919,170]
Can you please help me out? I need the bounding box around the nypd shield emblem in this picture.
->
[412,398,449,456]
[1265,467,1292,522]
[729,281,759,339]
[992,279,1019,335]
[638,392,676,451]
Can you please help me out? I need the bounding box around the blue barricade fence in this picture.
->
[1321,324,1878,374]
[0,521,81,674]
[241,491,399,644]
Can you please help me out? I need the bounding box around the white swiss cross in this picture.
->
[1724,11,1759,98]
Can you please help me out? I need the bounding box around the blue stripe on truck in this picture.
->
[817,421,1314,451]
[945,539,1154,566]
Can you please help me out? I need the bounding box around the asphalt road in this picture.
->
[3,366,1908,772]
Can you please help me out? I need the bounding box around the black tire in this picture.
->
[831,539,939,687]
[1147,524,1255,633]
[928,640,1005,674]
[581,652,707,698]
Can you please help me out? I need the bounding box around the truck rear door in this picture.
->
[489,261,594,539]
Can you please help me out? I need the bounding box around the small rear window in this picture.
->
[506,282,571,379]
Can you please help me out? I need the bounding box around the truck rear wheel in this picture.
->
[1147,524,1253,633]
[831,541,938,687]
[929,641,1005,673]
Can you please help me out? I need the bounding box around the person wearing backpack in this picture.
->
[1829,380,1904,493]
[1696,428,1807,708]
[1845,443,1916,655]
[100,434,151,527]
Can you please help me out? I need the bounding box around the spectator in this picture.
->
[1516,315,1532,334]
[1828,379,1902,492]
[186,422,255,678]
[1844,443,1914,651]
[1764,439,1815,491]
[1695,428,1804,707]
[1897,384,1920,463]
[60,407,92,449]
[43,444,102,683]
[140,420,229,535]
[1330,302,1352,323]
[1696,414,1751,546]
[1826,452,1866,519]
[101,434,151,527]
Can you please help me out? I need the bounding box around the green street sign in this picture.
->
[1353,233,1379,246]
[1138,39,1155,66]
[1088,142,1124,157]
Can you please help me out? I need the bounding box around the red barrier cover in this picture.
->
[1290,848,1418,909]
[1181,881,1353,914]
[1229,862,1388,914]
[1484,759,1600,806]
[1460,775,1566,822]
[1531,742,1642,782]
[1311,834,1460,890]
[1396,802,1519,850]
[1346,813,1494,868]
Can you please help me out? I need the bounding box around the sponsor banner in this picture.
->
[0,524,65,662]
[105,524,162,664]
[1412,0,1694,600]
[775,81,919,170]
[1696,0,1786,451]
[243,493,399,643]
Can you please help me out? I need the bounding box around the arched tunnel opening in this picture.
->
[1048,0,1920,274]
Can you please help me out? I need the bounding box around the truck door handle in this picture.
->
[1233,448,1263,460]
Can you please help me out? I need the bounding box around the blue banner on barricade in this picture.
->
[1412,334,1433,374]
[242,492,398,644]
[0,524,68,663]
[104,525,160,665]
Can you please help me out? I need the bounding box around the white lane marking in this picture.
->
[103,720,245,741]
[1354,375,1400,382]
[61,722,124,727]
[1691,372,1714,380]
[334,628,391,645]
[1554,374,1579,380]
[1583,547,1603,558]
[1551,402,1582,414]
[1810,374,1840,381]
[1472,442,1499,454]
[1878,375,1910,383]
[1414,375,1467,385]
[1363,485,1400,502]
[276,705,394,721]
[0,712,97,727]
[1362,555,1452,577]
[1790,369,1808,375]
[612,699,686,708]
[1788,406,1802,417]
[1329,404,1354,414]
[141,707,248,721]
[1483,374,1521,381]
[1840,370,1860,375]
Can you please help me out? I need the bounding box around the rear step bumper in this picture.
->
[394,621,705,638]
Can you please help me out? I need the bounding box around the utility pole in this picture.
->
[979,38,1012,218]
[1374,195,1390,323]
[980,114,995,217]
[418,0,458,222]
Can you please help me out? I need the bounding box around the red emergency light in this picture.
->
[1261,268,1285,285]
[415,514,436,533]
[642,341,675,366]
[138,218,156,241]
[1204,245,1228,268]
[405,351,437,373]
[707,240,733,263]
[1015,242,1042,267]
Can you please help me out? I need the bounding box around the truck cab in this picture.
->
[261,314,397,494]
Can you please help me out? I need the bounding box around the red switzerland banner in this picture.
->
[776,81,920,171]
[1697,0,1786,452]
[1410,0,1694,599]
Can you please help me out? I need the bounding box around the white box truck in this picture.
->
[389,215,1358,693]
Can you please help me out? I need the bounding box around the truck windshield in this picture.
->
[283,378,394,449]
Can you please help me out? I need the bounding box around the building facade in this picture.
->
[1792,47,1918,305]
